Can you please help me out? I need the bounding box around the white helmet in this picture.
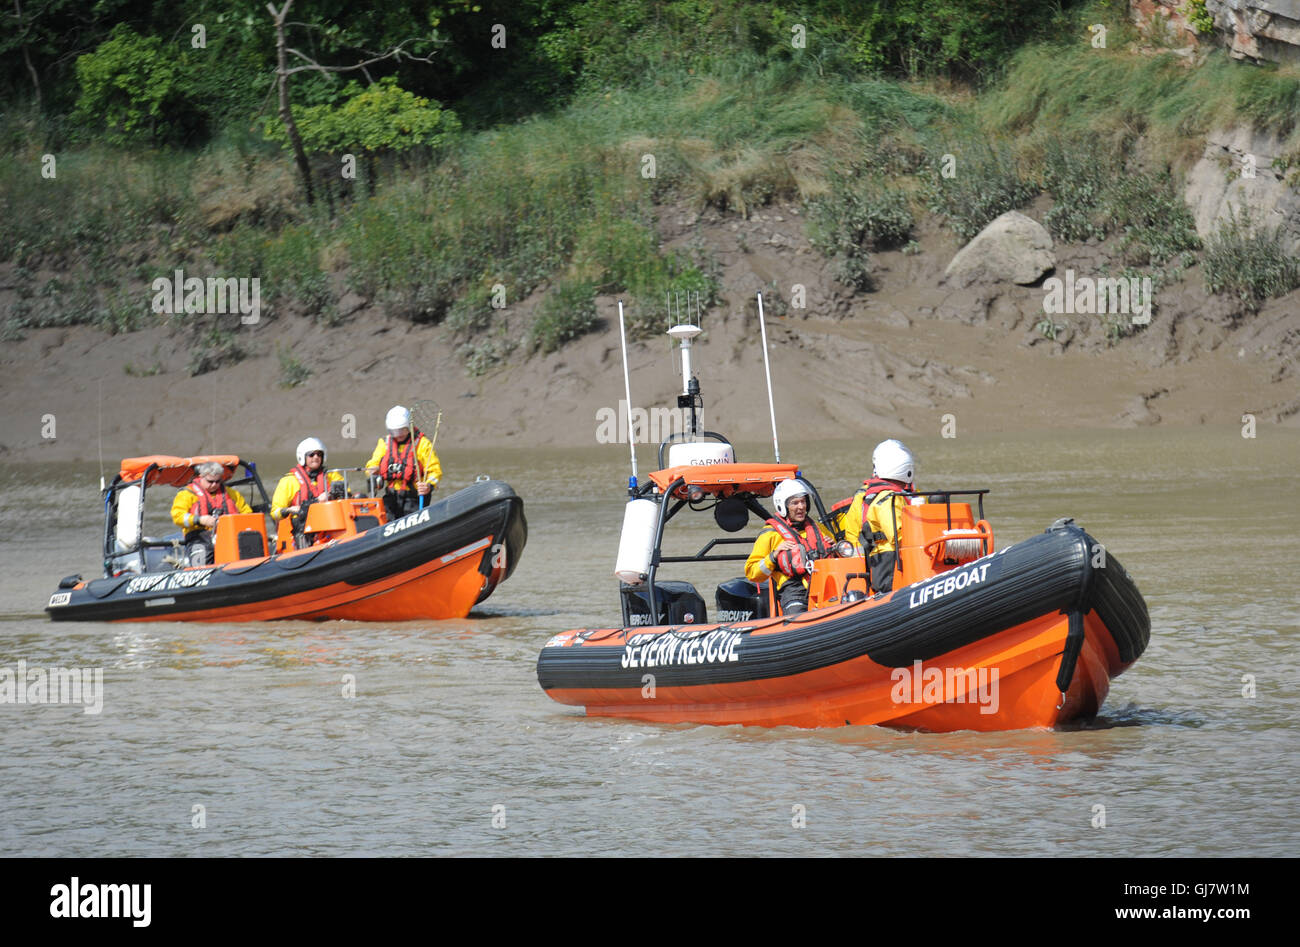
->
[872,438,915,484]
[385,405,411,433]
[773,479,811,517]
[296,437,326,465]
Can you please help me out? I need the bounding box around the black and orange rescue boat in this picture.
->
[46,455,526,622]
[536,301,1149,731]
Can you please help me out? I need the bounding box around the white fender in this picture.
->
[614,498,659,585]
[115,483,143,552]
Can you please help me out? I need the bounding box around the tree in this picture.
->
[72,24,190,145]
[265,0,448,205]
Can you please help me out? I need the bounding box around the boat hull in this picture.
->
[46,480,526,623]
[537,522,1149,731]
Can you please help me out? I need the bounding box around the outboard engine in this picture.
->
[621,580,708,627]
[715,577,768,623]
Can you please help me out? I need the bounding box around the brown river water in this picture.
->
[1,428,1296,856]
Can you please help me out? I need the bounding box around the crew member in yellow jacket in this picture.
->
[271,437,345,547]
[841,438,918,594]
[171,461,253,565]
[365,405,442,521]
[745,479,834,615]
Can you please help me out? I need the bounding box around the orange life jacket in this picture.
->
[765,516,830,576]
[832,476,904,535]
[379,431,423,488]
[187,478,239,522]
[290,465,330,506]
[831,477,906,516]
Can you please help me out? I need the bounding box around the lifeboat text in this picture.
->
[621,630,742,669]
[125,568,215,595]
[382,509,430,537]
[908,561,992,609]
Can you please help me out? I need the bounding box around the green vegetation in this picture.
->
[72,26,197,146]
[1036,317,1063,341]
[808,180,915,290]
[262,78,461,157]
[187,325,246,377]
[1203,208,1300,310]
[1184,1,1216,36]
[1040,134,1201,271]
[3,0,1298,375]
[460,332,518,377]
[1041,136,1118,243]
[123,360,164,378]
[277,347,313,388]
[981,37,1300,165]
[922,134,1038,241]
[530,279,601,353]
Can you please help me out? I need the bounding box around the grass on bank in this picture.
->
[4,9,1300,363]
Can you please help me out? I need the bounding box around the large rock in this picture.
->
[1184,125,1300,254]
[942,212,1055,288]
[1209,0,1300,64]
[1131,2,1300,65]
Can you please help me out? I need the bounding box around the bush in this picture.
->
[810,181,914,251]
[277,347,312,388]
[73,25,199,146]
[923,136,1037,241]
[1038,136,1199,285]
[211,223,335,320]
[1106,170,1200,266]
[530,279,599,353]
[187,324,247,376]
[460,333,518,376]
[264,78,461,157]
[808,178,913,290]
[1041,136,1120,243]
[1203,207,1300,310]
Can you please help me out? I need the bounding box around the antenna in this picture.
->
[617,300,638,494]
[667,291,703,437]
[98,379,105,491]
[757,292,781,462]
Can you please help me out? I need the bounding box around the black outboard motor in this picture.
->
[715,577,768,623]
[621,580,708,627]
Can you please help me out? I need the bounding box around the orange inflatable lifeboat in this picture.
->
[46,455,526,622]
[536,298,1149,732]
[537,463,1149,731]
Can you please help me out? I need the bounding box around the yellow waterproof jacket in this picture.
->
[745,518,835,592]
[171,482,252,531]
[843,482,916,555]
[270,468,346,520]
[365,434,442,491]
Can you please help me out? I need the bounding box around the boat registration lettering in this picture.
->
[620,629,742,669]
[382,509,431,537]
[125,568,215,595]
[908,560,995,609]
